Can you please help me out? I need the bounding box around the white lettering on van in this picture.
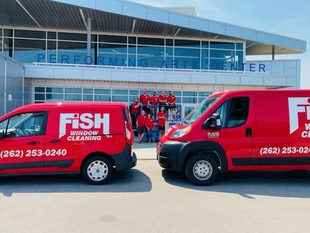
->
[207,132,219,138]
[59,113,110,138]
[288,98,310,134]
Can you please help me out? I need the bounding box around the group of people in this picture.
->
[130,89,178,143]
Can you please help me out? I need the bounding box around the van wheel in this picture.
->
[185,154,219,186]
[82,156,114,185]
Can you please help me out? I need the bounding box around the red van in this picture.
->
[0,102,137,184]
[157,90,310,185]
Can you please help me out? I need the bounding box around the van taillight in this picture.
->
[125,121,132,141]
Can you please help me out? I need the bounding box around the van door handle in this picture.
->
[28,141,39,145]
[246,128,252,138]
[49,139,61,143]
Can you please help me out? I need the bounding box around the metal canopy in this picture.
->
[0,0,305,55]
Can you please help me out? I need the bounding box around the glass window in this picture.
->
[138,37,164,46]
[112,90,128,95]
[166,39,173,46]
[57,41,94,65]
[4,29,12,37]
[3,38,13,57]
[210,42,234,49]
[98,43,127,66]
[129,37,136,44]
[58,32,87,41]
[129,90,139,95]
[46,87,63,93]
[128,45,136,67]
[198,91,213,96]
[35,94,45,100]
[47,32,56,39]
[175,39,200,48]
[236,43,243,50]
[65,94,82,101]
[46,41,56,63]
[94,89,110,94]
[14,30,46,39]
[174,48,200,69]
[112,96,128,102]
[201,49,209,70]
[83,95,93,101]
[137,45,164,68]
[210,49,235,71]
[163,47,173,69]
[46,94,63,101]
[14,39,46,63]
[94,95,111,102]
[35,87,45,92]
[99,35,127,44]
[173,91,181,96]
[182,97,197,104]
[235,51,244,71]
[3,112,46,137]
[65,88,82,94]
[83,88,93,94]
[183,91,197,96]
[202,41,209,48]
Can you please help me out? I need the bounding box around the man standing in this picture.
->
[136,110,147,143]
[167,90,177,118]
[140,89,150,113]
[157,107,167,138]
[145,113,155,143]
[130,98,140,129]
[158,89,167,112]
[150,91,158,113]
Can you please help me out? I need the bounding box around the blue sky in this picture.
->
[131,0,310,88]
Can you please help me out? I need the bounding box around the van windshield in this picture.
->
[182,96,220,124]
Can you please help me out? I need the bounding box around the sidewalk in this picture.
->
[133,137,157,160]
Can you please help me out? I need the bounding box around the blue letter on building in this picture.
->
[37,54,45,62]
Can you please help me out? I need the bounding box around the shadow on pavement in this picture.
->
[161,169,310,198]
[0,168,152,197]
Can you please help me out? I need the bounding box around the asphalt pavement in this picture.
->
[133,136,157,160]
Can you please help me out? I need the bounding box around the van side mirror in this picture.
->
[202,114,222,130]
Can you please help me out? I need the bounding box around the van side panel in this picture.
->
[44,105,92,172]
[249,92,310,169]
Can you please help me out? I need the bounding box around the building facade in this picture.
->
[0,0,307,117]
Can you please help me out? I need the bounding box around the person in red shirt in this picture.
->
[150,91,158,113]
[167,90,177,112]
[130,98,141,129]
[158,89,167,112]
[157,107,167,138]
[136,110,147,143]
[145,113,155,143]
[140,89,150,113]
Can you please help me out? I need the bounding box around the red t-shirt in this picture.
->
[145,118,154,130]
[140,94,150,105]
[158,94,167,105]
[136,115,146,127]
[157,112,167,126]
[131,102,140,114]
[150,96,158,105]
[167,95,176,105]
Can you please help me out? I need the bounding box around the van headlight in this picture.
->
[170,126,191,138]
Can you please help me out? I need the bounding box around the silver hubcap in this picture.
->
[87,160,109,181]
[193,160,213,181]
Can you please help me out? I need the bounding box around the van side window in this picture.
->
[227,97,250,128]
[3,112,46,138]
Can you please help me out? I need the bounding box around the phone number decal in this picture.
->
[0,149,67,159]
[260,147,310,155]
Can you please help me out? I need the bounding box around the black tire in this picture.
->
[185,154,219,186]
[82,156,114,185]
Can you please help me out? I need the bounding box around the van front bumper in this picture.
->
[157,141,188,172]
